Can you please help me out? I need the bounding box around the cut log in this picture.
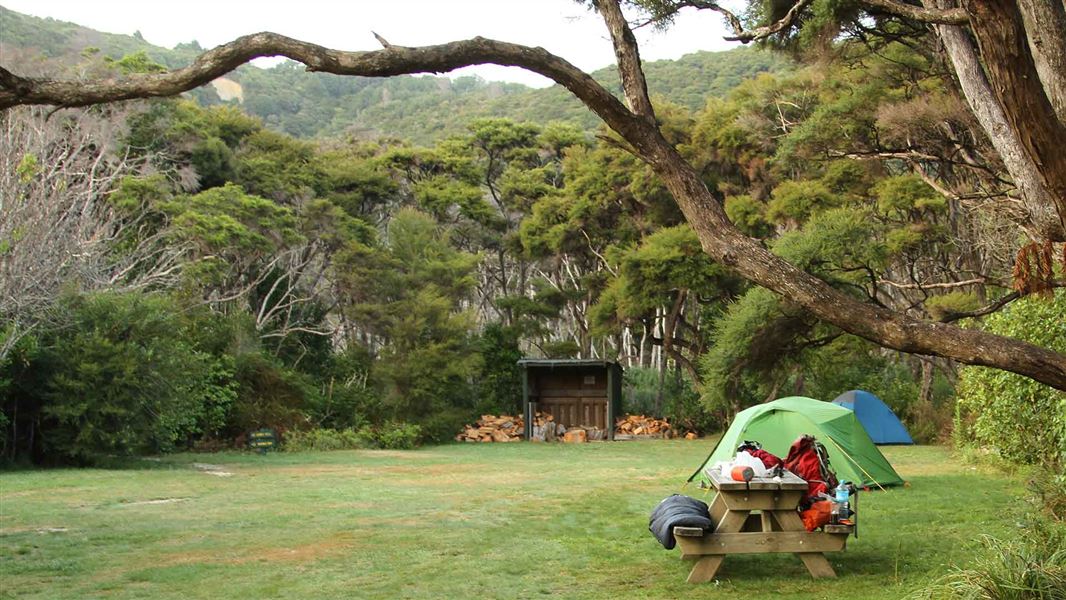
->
[455,413,526,442]
[614,414,673,438]
[562,429,588,443]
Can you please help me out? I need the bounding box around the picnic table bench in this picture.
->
[674,469,852,582]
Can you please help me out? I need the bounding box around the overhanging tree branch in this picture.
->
[699,0,815,43]
[668,0,966,41]
[0,33,648,140]
[862,0,968,24]
[596,0,656,119]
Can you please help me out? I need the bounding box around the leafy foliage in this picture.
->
[955,291,1066,467]
[27,293,237,463]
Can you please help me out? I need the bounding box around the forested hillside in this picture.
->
[0,6,790,141]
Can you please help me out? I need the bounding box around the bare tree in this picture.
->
[1,1,1063,389]
[0,107,186,361]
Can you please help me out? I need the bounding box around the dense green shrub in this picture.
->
[663,374,718,434]
[229,353,317,435]
[623,366,660,416]
[417,409,472,445]
[955,291,1066,467]
[474,323,523,416]
[37,293,236,462]
[283,428,364,452]
[357,421,422,450]
[307,345,382,430]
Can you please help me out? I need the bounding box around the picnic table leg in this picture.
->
[687,555,726,583]
[796,552,837,578]
[770,510,838,579]
[760,511,774,532]
[685,493,752,583]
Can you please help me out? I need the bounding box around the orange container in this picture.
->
[730,465,754,482]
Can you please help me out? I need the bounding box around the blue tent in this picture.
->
[831,390,914,445]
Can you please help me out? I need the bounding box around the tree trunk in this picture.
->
[926,0,1066,242]
[919,357,934,405]
[1016,0,1066,124]
[958,0,1066,241]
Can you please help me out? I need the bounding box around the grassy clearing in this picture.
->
[0,441,1023,599]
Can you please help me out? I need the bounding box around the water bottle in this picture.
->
[834,481,850,521]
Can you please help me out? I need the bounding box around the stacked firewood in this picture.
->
[529,411,556,442]
[455,414,524,443]
[615,414,673,437]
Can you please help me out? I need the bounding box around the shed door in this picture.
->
[537,371,607,429]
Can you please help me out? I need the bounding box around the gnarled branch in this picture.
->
[862,0,968,24]
[0,32,651,143]
[596,0,656,119]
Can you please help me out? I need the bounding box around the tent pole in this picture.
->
[827,436,886,492]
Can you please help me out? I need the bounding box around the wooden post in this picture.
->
[521,363,531,440]
[606,363,616,440]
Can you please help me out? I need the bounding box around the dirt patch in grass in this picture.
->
[119,498,190,507]
[191,463,234,477]
[146,534,358,569]
[267,462,491,481]
[236,536,354,564]
[0,526,71,535]
[361,450,445,459]
[267,465,381,476]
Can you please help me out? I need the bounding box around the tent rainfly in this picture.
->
[832,390,914,445]
[689,396,904,489]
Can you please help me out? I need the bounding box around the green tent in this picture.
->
[689,397,904,488]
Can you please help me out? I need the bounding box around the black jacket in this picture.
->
[648,494,713,550]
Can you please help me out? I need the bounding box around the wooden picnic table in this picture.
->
[673,469,852,583]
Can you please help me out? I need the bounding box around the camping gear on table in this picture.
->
[730,465,754,482]
[784,434,839,504]
[801,500,834,532]
[687,396,904,490]
[737,440,785,470]
[832,481,851,524]
[648,494,714,550]
[832,390,914,445]
[733,450,769,477]
[674,468,851,581]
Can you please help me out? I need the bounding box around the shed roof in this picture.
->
[517,358,620,369]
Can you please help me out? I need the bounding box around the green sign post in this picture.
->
[249,428,277,453]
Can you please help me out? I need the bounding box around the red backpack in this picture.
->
[783,434,838,504]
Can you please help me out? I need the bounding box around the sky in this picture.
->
[0,0,740,87]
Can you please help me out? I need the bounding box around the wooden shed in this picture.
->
[519,359,623,441]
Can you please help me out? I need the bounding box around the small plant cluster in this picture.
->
[283,422,421,452]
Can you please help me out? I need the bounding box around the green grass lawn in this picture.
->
[0,441,1021,599]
